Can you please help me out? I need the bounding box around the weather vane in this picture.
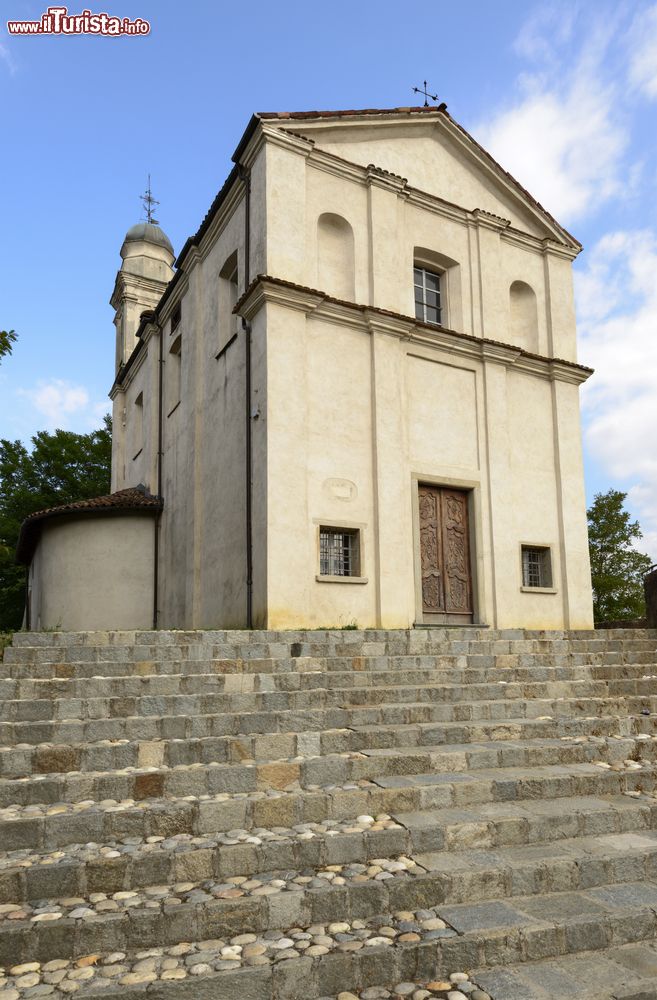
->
[413,80,439,108]
[140,174,160,225]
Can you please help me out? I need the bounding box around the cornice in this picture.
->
[470,208,511,232]
[308,146,366,185]
[297,137,576,254]
[365,163,409,195]
[269,115,579,251]
[238,279,324,321]
[235,275,592,386]
[158,273,190,325]
[260,122,314,159]
[109,331,150,398]
[432,114,579,250]
[110,271,169,309]
[541,238,580,262]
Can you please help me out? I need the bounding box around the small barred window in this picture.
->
[319,527,360,577]
[522,546,552,589]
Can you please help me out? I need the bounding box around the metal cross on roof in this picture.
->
[140,174,160,225]
[413,80,439,108]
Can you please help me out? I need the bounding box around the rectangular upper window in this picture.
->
[522,546,553,589]
[414,266,442,325]
[167,335,182,416]
[133,391,143,460]
[319,527,360,578]
[171,303,181,335]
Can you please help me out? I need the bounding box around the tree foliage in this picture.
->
[0,417,112,631]
[0,330,17,363]
[587,489,653,623]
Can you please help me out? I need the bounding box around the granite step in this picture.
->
[6,827,657,929]
[0,744,652,816]
[471,943,657,1000]
[2,695,653,746]
[0,853,428,964]
[3,791,657,901]
[4,839,657,972]
[2,887,657,999]
[2,626,657,1000]
[4,650,650,681]
[7,667,653,705]
[0,651,608,685]
[0,712,637,755]
[0,679,624,720]
[8,625,657,648]
[2,728,650,781]
[5,633,657,665]
[6,680,657,724]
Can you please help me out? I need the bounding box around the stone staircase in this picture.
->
[2,628,657,1000]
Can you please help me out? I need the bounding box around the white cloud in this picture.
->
[476,5,657,560]
[0,42,17,75]
[17,379,105,432]
[513,4,578,64]
[627,3,657,99]
[576,230,657,560]
[475,9,629,224]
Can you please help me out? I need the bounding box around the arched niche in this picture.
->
[317,213,355,300]
[509,280,539,352]
[413,246,462,330]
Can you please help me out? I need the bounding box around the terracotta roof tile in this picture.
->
[258,106,445,120]
[16,486,163,564]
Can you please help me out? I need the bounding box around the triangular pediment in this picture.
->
[263,109,577,248]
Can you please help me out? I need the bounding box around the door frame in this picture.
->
[411,473,486,626]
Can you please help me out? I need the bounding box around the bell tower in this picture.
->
[110,181,175,371]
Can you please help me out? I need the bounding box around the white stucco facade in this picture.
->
[105,106,593,631]
[28,515,155,631]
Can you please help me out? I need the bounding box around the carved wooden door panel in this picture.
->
[419,485,473,621]
[419,485,444,613]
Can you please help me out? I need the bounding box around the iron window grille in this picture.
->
[319,528,359,577]
[522,546,552,588]
[414,266,442,325]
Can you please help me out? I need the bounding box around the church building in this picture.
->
[19,105,595,632]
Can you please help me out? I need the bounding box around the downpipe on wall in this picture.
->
[239,163,253,629]
[153,319,164,630]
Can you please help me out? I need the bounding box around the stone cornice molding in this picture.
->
[299,139,577,256]
[432,114,579,251]
[110,271,169,310]
[470,208,511,233]
[259,122,314,160]
[365,163,409,195]
[266,116,579,253]
[158,273,190,326]
[235,275,592,386]
[180,183,245,270]
[109,331,151,398]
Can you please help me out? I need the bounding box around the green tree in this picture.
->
[0,330,16,363]
[587,489,653,623]
[0,417,112,631]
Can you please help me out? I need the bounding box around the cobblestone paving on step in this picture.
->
[0,909,457,996]
[0,811,403,872]
[329,974,490,1000]
[0,854,422,922]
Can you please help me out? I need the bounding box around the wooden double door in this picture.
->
[418,484,473,624]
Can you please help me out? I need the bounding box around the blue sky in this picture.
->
[1,0,656,557]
